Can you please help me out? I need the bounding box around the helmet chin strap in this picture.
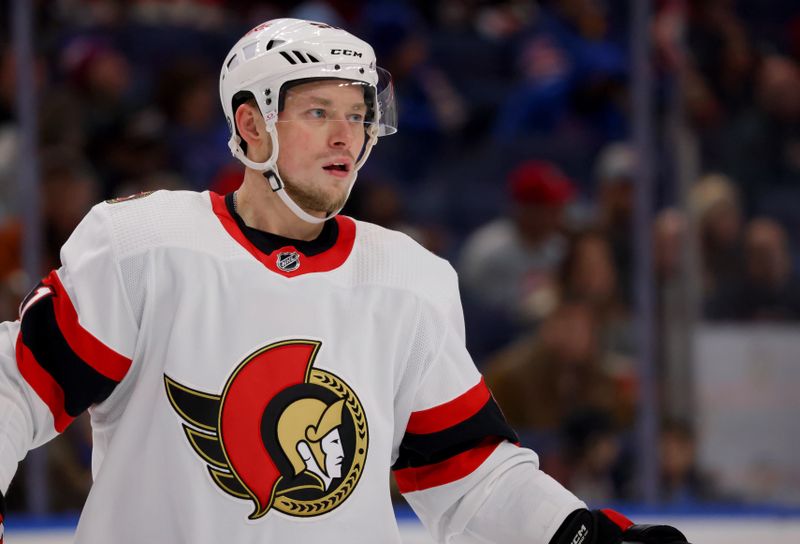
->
[270,172,334,225]
[229,120,376,226]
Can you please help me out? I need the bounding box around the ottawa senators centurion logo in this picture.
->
[164,339,368,519]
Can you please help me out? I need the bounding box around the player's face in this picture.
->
[276,80,368,216]
[321,428,345,479]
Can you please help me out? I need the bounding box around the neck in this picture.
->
[235,168,326,241]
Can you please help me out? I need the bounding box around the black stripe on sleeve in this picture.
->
[392,397,518,470]
[20,297,119,416]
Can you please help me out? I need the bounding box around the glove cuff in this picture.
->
[599,508,634,531]
[594,508,633,543]
[549,508,636,544]
[549,508,594,544]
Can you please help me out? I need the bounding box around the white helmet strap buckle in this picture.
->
[265,171,282,192]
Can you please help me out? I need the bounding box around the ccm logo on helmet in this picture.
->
[330,49,363,58]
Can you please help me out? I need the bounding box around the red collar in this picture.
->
[209,191,356,277]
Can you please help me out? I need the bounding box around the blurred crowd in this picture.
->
[1,0,799,513]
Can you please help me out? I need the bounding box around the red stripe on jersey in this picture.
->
[393,437,503,493]
[406,378,491,434]
[44,271,131,382]
[209,191,356,277]
[16,333,75,432]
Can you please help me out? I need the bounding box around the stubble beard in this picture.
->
[283,174,350,215]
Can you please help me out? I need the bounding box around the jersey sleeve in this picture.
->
[0,204,137,494]
[392,263,584,543]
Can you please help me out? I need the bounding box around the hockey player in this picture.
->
[0,19,690,544]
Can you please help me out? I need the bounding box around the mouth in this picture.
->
[322,159,352,178]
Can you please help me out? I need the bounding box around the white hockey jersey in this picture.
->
[0,190,583,543]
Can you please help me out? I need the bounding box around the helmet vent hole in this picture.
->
[226,54,239,70]
[359,68,364,74]
[307,53,320,63]
[280,51,297,65]
[334,64,341,70]
[265,39,285,50]
[292,51,308,64]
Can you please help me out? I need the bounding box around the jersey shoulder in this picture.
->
[92,190,237,260]
[349,219,458,307]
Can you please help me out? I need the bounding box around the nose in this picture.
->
[327,118,355,149]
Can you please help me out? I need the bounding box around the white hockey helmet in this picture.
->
[219,18,397,223]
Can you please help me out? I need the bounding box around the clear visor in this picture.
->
[276,67,397,137]
[375,67,398,136]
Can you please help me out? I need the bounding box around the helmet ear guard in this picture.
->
[218,18,397,224]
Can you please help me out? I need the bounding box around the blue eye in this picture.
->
[347,113,365,123]
[308,108,325,119]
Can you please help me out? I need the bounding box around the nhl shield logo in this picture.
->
[164,340,368,519]
[276,251,300,272]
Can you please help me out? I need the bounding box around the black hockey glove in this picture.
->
[549,508,690,544]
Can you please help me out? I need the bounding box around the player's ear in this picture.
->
[235,102,270,160]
